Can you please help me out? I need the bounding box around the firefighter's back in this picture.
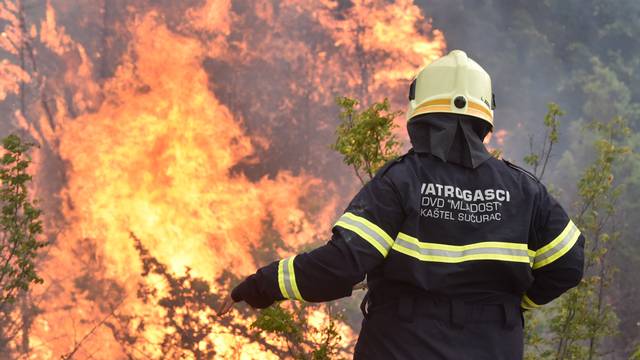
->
[355,153,564,360]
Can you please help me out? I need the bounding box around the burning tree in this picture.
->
[103,233,251,359]
[89,230,349,359]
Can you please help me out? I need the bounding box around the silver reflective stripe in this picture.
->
[337,215,392,252]
[394,237,530,260]
[534,223,579,267]
[281,257,296,299]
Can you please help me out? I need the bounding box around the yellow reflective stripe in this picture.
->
[334,220,388,256]
[533,220,581,269]
[521,294,540,310]
[468,100,493,118]
[398,233,527,251]
[334,212,393,257]
[277,256,304,301]
[416,98,451,110]
[414,98,493,120]
[535,220,574,257]
[342,213,394,246]
[288,255,303,301]
[412,105,451,117]
[277,259,289,299]
[392,232,531,264]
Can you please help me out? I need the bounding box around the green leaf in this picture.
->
[332,96,403,184]
[0,133,47,304]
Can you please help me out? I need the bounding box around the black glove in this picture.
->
[231,274,276,309]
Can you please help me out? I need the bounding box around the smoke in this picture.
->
[417,0,639,166]
[415,1,640,357]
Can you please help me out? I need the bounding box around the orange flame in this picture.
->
[30,14,338,358]
[0,0,32,102]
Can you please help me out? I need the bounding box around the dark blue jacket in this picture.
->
[233,150,584,359]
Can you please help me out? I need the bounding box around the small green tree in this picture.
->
[632,344,640,360]
[522,103,564,360]
[332,96,402,185]
[0,134,46,304]
[548,117,628,360]
[522,107,630,360]
[524,103,564,181]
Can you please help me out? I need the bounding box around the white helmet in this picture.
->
[407,50,495,127]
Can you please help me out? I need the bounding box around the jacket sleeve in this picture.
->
[521,184,585,310]
[231,168,405,307]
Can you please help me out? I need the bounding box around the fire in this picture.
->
[0,59,29,101]
[0,0,31,102]
[325,0,445,86]
[40,2,72,55]
[55,13,328,280]
[484,129,509,153]
[0,0,446,358]
[30,13,336,358]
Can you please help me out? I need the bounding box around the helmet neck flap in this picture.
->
[407,113,492,169]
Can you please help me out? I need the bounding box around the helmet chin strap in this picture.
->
[408,113,492,169]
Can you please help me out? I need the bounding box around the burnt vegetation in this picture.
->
[94,232,344,359]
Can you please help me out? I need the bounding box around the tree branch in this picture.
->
[60,297,126,359]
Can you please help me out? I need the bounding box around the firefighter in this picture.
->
[218,49,584,359]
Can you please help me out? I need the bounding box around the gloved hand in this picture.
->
[230,274,275,309]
